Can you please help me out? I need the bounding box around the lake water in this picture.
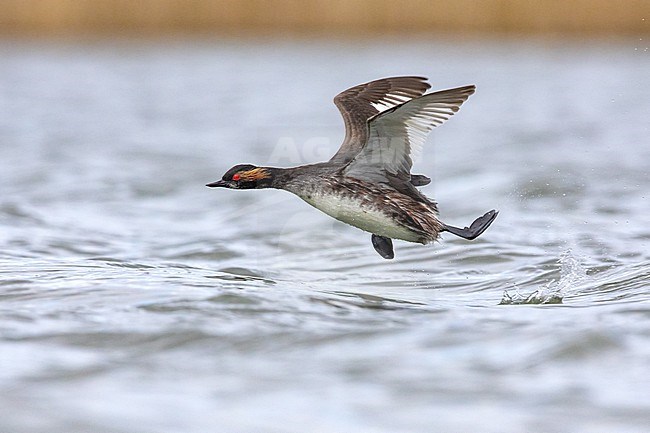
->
[1,38,649,432]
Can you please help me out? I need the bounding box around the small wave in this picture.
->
[500,249,588,305]
[499,286,563,305]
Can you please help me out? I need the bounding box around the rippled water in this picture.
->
[1,38,649,432]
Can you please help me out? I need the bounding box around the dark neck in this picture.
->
[260,165,324,190]
[259,166,294,189]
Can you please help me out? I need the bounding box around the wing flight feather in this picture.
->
[330,76,431,163]
[343,85,476,181]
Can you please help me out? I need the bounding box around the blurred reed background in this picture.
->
[1,0,648,37]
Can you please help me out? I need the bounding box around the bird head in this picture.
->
[206,164,273,190]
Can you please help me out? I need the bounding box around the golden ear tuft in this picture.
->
[239,168,270,181]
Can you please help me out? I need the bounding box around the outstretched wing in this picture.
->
[343,85,475,182]
[329,76,431,164]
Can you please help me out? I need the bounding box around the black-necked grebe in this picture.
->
[207,76,497,259]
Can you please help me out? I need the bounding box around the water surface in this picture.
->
[1,38,649,432]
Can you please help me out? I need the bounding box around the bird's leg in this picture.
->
[410,174,431,187]
[371,234,394,259]
[442,210,498,240]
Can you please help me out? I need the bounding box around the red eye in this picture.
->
[232,173,241,181]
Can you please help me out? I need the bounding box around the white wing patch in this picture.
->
[369,92,416,113]
[344,85,475,179]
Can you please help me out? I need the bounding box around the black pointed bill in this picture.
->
[206,180,232,188]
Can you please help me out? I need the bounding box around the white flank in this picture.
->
[297,191,421,242]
